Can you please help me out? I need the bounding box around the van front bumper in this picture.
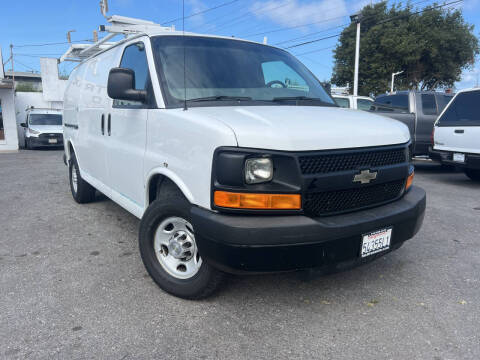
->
[28,136,64,147]
[191,186,426,274]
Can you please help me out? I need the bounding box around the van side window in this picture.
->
[114,42,153,108]
[421,94,437,115]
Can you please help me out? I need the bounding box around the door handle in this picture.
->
[454,129,464,134]
[107,114,111,136]
[101,114,105,135]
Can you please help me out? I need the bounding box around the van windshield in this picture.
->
[151,36,335,108]
[29,114,62,126]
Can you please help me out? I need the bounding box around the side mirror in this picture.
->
[20,123,27,128]
[107,68,146,102]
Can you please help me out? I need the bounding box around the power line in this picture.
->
[14,53,63,58]
[13,39,91,48]
[241,15,346,38]
[275,0,433,47]
[285,34,341,49]
[161,0,239,25]
[294,45,337,57]
[274,24,347,46]
[11,58,38,72]
[284,0,462,50]
[198,2,291,33]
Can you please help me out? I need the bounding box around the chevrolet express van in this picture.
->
[431,88,480,181]
[63,31,426,299]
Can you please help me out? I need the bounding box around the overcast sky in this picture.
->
[1,0,479,90]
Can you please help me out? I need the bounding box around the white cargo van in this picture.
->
[431,88,480,181]
[63,29,426,299]
[20,108,63,149]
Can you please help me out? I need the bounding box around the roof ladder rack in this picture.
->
[60,14,175,63]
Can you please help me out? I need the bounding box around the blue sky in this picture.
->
[1,0,479,89]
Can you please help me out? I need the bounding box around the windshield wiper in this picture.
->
[188,95,252,102]
[272,96,323,101]
[272,96,337,106]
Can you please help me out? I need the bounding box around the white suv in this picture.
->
[431,88,480,181]
[63,31,426,299]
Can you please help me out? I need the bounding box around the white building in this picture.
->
[0,48,67,150]
[0,49,19,152]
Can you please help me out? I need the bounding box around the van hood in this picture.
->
[29,125,63,134]
[191,106,410,151]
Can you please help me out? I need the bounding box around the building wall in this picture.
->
[0,88,19,152]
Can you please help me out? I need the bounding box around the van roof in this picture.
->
[73,31,269,64]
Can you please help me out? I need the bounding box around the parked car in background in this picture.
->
[370,91,453,156]
[332,95,374,110]
[20,107,63,149]
[430,88,480,181]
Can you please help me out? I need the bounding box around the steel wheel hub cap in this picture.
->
[154,217,202,279]
[71,165,78,193]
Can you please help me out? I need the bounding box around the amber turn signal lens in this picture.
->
[214,191,301,210]
[406,171,414,191]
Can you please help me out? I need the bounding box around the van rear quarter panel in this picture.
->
[73,48,122,181]
[63,65,85,159]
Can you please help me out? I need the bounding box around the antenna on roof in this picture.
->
[100,0,109,19]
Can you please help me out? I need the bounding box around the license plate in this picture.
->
[48,139,58,144]
[361,228,392,258]
[453,153,465,163]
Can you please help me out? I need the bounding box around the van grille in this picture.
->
[39,133,63,140]
[298,148,407,175]
[303,179,405,216]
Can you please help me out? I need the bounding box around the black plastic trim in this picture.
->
[192,185,426,273]
[211,142,411,216]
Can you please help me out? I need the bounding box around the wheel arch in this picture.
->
[65,140,77,162]
[145,168,195,208]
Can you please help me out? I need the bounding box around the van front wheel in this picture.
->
[139,197,223,299]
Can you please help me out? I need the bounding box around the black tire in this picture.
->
[139,192,224,300]
[465,169,480,182]
[69,154,96,203]
[25,138,32,150]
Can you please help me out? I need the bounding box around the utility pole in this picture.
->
[391,71,404,93]
[9,44,15,90]
[350,13,362,96]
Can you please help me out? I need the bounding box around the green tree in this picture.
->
[331,2,479,95]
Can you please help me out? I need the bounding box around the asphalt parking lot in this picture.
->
[1,150,479,359]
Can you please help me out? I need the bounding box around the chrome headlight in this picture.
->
[244,157,273,184]
[29,128,41,135]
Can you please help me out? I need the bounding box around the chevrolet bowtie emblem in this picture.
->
[353,169,377,184]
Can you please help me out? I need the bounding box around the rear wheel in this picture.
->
[465,169,480,182]
[69,154,96,203]
[139,192,223,299]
